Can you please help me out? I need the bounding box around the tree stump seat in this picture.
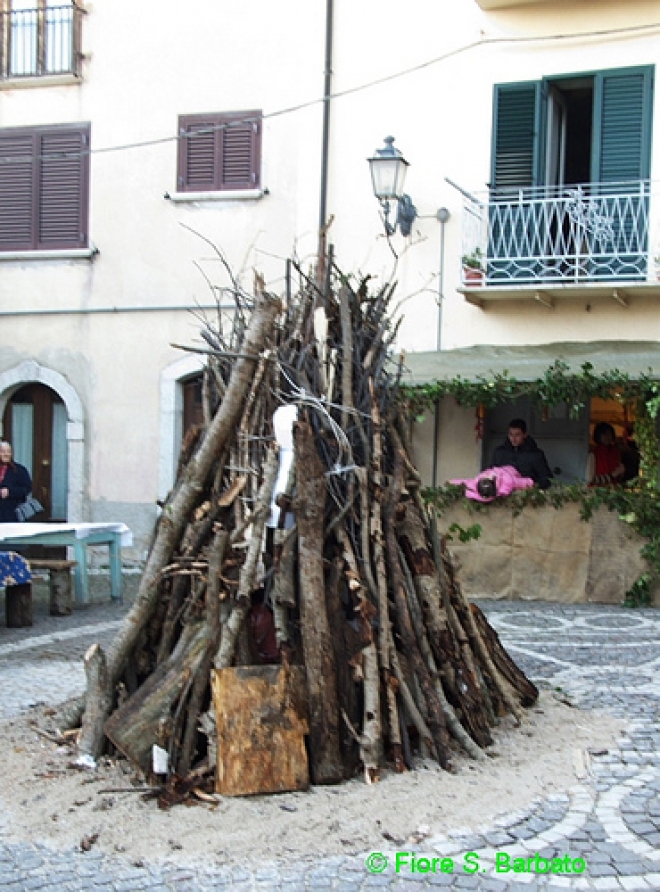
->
[28,559,77,617]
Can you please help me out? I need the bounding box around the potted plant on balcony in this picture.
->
[462,247,485,284]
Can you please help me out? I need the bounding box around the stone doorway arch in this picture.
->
[0,361,85,521]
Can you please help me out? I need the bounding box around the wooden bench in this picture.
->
[28,559,78,617]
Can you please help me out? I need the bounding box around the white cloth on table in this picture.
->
[0,522,133,547]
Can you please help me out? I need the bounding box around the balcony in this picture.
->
[459,180,660,307]
[0,2,83,81]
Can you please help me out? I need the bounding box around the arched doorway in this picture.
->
[2,382,68,521]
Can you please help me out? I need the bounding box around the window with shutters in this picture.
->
[0,1,82,80]
[0,122,90,252]
[177,111,262,194]
[467,65,655,287]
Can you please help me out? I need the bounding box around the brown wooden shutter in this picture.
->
[0,132,35,250]
[178,111,261,192]
[180,120,217,191]
[38,126,89,249]
[220,116,261,190]
[0,123,89,252]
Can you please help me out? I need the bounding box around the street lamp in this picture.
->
[367,136,417,237]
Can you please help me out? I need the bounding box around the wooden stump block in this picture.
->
[212,664,309,796]
[49,567,73,616]
[6,583,33,628]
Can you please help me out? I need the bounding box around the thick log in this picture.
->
[325,555,362,775]
[367,381,402,772]
[177,530,228,777]
[212,664,309,796]
[77,644,112,762]
[335,522,383,778]
[104,620,209,774]
[5,583,32,628]
[293,418,343,785]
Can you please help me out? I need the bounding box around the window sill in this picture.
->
[165,189,266,203]
[0,247,98,262]
[0,73,81,90]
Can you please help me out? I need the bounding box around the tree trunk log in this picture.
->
[293,418,343,785]
[77,643,113,763]
[104,620,209,774]
[178,530,228,776]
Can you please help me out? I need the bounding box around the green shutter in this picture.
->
[489,82,544,282]
[491,82,543,192]
[590,66,653,280]
[592,66,654,184]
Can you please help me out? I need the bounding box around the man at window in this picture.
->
[491,418,552,490]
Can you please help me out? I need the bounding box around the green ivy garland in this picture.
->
[402,358,656,417]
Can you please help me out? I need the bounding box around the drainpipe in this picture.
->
[318,0,334,235]
[432,207,450,488]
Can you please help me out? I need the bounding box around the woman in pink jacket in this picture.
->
[450,465,535,503]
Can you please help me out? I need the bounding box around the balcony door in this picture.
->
[489,65,654,284]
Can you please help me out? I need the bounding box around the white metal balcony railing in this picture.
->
[460,180,659,289]
[0,2,81,79]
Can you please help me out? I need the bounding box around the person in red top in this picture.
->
[588,422,625,486]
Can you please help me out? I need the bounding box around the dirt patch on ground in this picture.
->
[0,691,623,867]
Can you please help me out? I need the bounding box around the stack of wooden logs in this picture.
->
[66,249,537,802]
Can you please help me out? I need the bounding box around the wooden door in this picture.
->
[2,383,67,521]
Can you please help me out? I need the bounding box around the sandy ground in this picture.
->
[0,691,624,867]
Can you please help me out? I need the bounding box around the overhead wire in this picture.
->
[0,20,658,166]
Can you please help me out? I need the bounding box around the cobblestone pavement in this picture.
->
[0,583,658,890]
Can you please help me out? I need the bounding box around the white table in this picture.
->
[0,523,132,604]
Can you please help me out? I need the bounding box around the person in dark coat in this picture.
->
[0,441,32,523]
[491,418,552,490]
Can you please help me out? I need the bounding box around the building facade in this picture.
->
[0,0,658,558]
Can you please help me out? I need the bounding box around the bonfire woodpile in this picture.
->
[60,247,538,805]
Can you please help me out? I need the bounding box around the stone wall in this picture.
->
[440,503,651,604]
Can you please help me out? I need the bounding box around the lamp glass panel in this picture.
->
[370,156,408,200]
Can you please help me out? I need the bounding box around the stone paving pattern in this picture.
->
[0,578,658,890]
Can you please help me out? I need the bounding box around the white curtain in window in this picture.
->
[10,402,34,478]
[45,0,74,74]
[51,401,68,518]
[10,0,38,76]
